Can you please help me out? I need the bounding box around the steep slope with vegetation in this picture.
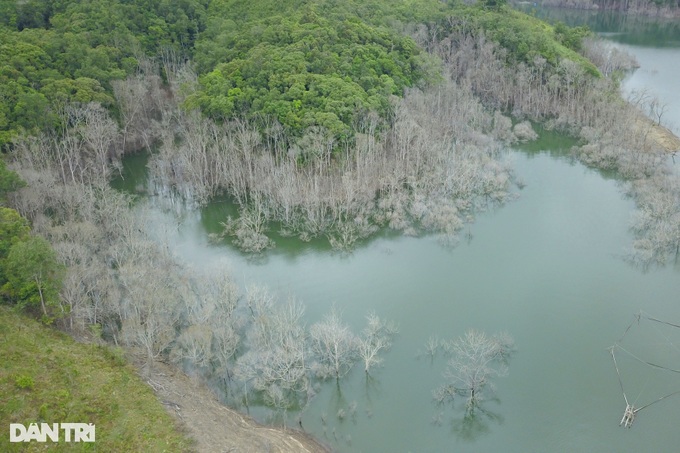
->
[3,0,598,260]
[0,306,193,452]
[0,0,208,148]
[189,11,424,140]
[186,0,600,142]
[2,0,679,449]
[0,0,598,149]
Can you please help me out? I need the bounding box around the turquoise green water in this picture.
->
[519,6,680,47]
[117,146,680,452]
[112,14,680,452]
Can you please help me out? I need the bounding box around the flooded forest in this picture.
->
[2,0,680,451]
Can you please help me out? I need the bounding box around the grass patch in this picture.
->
[0,306,194,452]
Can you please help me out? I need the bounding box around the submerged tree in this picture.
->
[170,269,242,379]
[118,261,183,369]
[629,175,680,268]
[357,312,398,374]
[433,329,514,412]
[310,308,358,380]
[235,289,310,411]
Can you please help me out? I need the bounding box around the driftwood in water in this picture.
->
[611,312,680,429]
[620,404,635,428]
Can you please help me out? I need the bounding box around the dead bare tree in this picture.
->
[309,309,358,379]
[76,103,120,181]
[171,269,243,379]
[434,329,514,412]
[171,324,213,368]
[218,193,275,253]
[141,55,518,253]
[118,261,183,369]
[235,289,310,411]
[648,98,669,127]
[357,312,398,374]
[582,37,638,77]
[629,174,680,267]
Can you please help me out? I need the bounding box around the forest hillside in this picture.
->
[2,0,678,450]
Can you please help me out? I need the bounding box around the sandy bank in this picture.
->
[634,116,680,154]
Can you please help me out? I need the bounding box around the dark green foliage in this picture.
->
[188,1,602,141]
[0,0,208,148]
[0,0,603,148]
[0,207,30,260]
[444,6,599,76]
[190,7,425,140]
[0,0,208,53]
[554,21,590,52]
[0,208,30,308]
[1,235,65,323]
[206,0,443,32]
[482,0,508,10]
[0,160,25,204]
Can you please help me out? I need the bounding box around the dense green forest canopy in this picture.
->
[189,11,424,139]
[446,7,595,71]
[0,0,598,149]
[0,0,209,145]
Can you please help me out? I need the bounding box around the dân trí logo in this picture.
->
[9,423,95,442]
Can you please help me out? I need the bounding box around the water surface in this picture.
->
[113,12,680,451]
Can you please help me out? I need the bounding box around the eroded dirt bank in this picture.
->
[143,361,331,453]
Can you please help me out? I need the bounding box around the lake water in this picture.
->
[115,11,680,452]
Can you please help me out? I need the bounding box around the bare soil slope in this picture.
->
[635,117,680,153]
[145,361,331,453]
